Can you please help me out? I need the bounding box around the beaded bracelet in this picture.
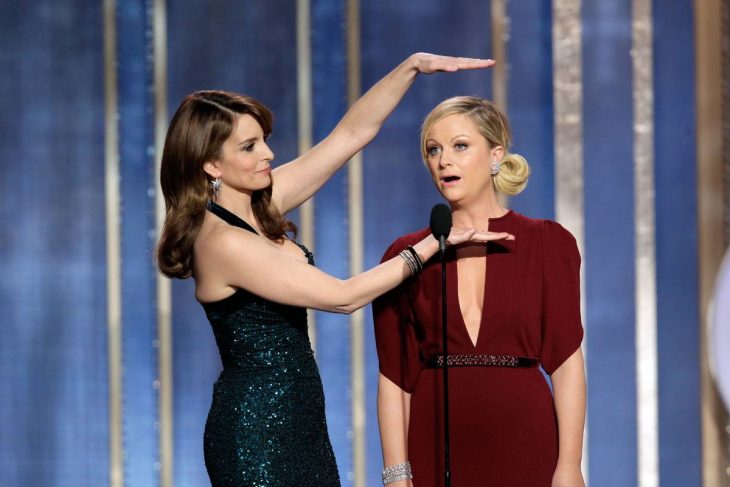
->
[382,461,413,485]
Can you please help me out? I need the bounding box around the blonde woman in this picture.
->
[374,96,586,487]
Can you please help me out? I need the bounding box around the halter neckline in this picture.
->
[206,200,259,235]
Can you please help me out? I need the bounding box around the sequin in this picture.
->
[201,287,340,486]
[201,202,340,486]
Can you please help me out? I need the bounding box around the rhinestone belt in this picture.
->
[427,354,539,369]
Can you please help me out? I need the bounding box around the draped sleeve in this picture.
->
[540,221,584,374]
[372,238,423,393]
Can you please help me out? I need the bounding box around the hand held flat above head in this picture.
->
[410,53,496,74]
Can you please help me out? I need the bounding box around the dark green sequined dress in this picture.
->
[201,202,340,486]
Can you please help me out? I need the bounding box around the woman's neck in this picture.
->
[213,191,256,225]
[450,193,507,229]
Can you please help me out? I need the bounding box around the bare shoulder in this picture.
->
[193,215,262,302]
[196,215,259,260]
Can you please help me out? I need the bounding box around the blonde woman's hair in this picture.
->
[420,96,530,195]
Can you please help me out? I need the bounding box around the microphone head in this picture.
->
[430,203,452,240]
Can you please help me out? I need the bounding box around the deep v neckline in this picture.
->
[447,209,515,349]
[450,249,488,349]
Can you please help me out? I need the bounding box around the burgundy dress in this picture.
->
[373,210,583,487]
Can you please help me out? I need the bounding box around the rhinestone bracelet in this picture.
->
[382,461,412,485]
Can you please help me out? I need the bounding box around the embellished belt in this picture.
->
[426,354,539,369]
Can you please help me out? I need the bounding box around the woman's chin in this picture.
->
[253,175,272,191]
[237,178,272,194]
[438,187,465,204]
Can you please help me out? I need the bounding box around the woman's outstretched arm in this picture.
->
[271,53,495,214]
[194,225,512,313]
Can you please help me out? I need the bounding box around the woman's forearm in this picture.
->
[551,348,586,467]
[334,55,420,146]
[334,235,438,314]
[378,373,411,465]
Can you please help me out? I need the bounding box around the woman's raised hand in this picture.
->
[410,52,495,74]
[446,227,515,246]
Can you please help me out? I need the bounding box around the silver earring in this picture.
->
[490,159,501,176]
[211,178,221,199]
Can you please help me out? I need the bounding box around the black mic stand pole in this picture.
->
[439,235,451,487]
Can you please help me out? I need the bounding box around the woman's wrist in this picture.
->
[382,461,413,485]
[412,235,438,263]
[405,53,425,75]
[555,457,582,469]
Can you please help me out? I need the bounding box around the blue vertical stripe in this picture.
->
[653,1,702,484]
[506,0,555,219]
[166,1,299,484]
[117,1,159,485]
[582,2,637,485]
[360,1,493,483]
[0,1,108,485]
[311,0,352,482]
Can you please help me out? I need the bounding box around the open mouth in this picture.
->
[440,175,461,183]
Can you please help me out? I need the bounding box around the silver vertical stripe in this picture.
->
[491,0,509,209]
[153,0,173,485]
[490,0,507,112]
[632,0,659,485]
[103,0,123,485]
[347,0,366,484]
[552,0,584,242]
[296,0,316,354]
[552,0,588,480]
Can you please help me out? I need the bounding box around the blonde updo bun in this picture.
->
[420,96,530,196]
[494,152,530,195]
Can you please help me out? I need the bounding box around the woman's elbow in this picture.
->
[321,281,364,314]
[332,301,362,315]
[316,297,358,314]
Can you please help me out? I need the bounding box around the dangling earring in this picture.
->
[211,177,222,199]
[490,159,501,176]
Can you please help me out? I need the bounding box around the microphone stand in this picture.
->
[439,235,451,487]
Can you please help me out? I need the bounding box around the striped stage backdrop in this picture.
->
[0,1,727,486]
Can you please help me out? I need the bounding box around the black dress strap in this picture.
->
[206,200,259,235]
[293,242,315,265]
[206,200,315,266]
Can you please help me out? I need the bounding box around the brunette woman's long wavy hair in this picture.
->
[157,90,296,279]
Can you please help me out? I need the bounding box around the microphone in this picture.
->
[431,202,453,486]
[430,203,452,253]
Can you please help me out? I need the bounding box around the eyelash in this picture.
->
[426,143,467,156]
[242,144,254,152]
